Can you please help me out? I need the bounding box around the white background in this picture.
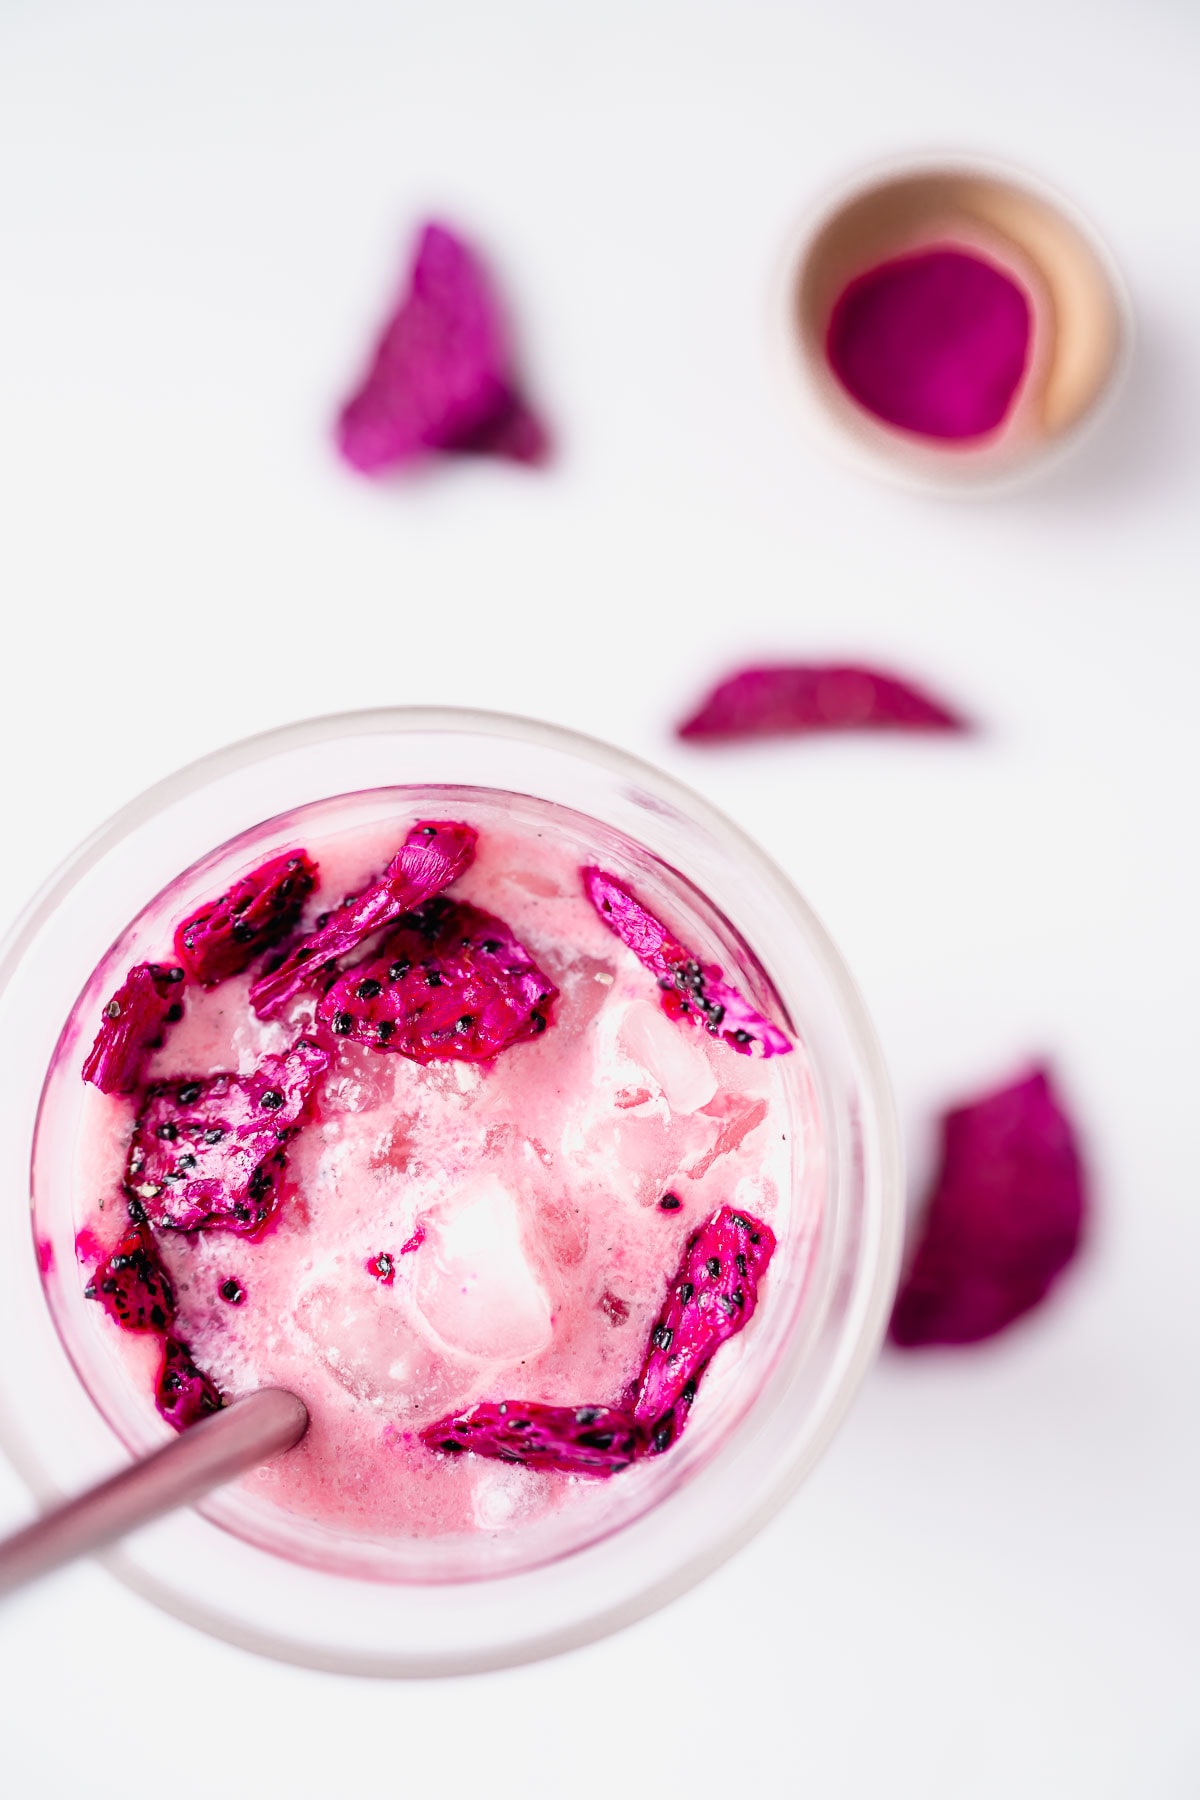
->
[1,1,1197,1794]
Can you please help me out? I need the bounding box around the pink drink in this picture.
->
[36,787,821,1570]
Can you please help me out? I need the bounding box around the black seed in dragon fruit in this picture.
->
[85,1222,176,1334]
[581,866,792,1059]
[125,1040,329,1235]
[174,850,317,986]
[250,821,477,1019]
[631,1204,777,1453]
[156,1337,222,1430]
[81,961,186,1095]
[420,1400,640,1475]
[317,896,557,1065]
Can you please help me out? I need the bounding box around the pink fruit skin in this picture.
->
[126,1040,329,1235]
[250,821,477,1020]
[174,850,317,986]
[156,1337,222,1430]
[890,1067,1086,1347]
[81,962,186,1095]
[420,1401,640,1475]
[677,664,967,741]
[336,221,548,474]
[86,1223,176,1333]
[582,867,791,1059]
[317,897,557,1065]
[631,1205,776,1452]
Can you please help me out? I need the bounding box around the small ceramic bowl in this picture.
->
[779,155,1132,494]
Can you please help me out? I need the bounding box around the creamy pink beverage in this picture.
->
[36,788,821,1572]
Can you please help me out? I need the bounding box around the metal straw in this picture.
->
[0,1387,308,1601]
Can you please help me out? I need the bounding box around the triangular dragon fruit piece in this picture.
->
[84,1223,176,1334]
[677,663,967,740]
[582,867,791,1058]
[81,962,186,1095]
[317,897,556,1064]
[126,1040,330,1235]
[631,1204,777,1453]
[156,1337,222,1430]
[250,821,476,1019]
[336,221,548,474]
[890,1067,1086,1347]
[420,1400,640,1475]
[174,850,317,986]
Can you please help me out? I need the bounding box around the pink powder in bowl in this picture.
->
[826,247,1032,441]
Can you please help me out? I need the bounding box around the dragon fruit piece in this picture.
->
[631,1204,777,1453]
[677,664,967,741]
[173,850,317,986]
[336,221,548,475]
[126,1039,330,1235]
[81,962,186,1095]
[84,1223,176,1334]
[890,1067,1086,1348]
[251,820,477,1019]
[317,897,557,1065]
[582,867,791,1059]
[156,1337,222,1430]
[421,1400,640,1475]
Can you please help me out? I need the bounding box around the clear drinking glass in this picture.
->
[0,708,901,1674]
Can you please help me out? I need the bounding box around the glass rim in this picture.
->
[0,706,904,1672]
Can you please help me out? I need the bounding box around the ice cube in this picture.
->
[618,999,717,1115]
[292,1276,474,1418]
[414,1174,554,1361]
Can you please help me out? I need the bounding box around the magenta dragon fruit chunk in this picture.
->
[421,1401,640,1475]
[582,867,791,1059]
[173,850,317,986]
[890,1067,1086,1348]
[317,897,556,1064]
[336,221,549,475]
[156,1337,222,1430]
[84,1223,176,1334]
[126,1040,330,1235]
[81,962,186,1095]
[250,821,477,1020]
[677,664,967,741]
[631,1204,777,1453]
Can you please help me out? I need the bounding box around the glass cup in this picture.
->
[0,708,901,1673]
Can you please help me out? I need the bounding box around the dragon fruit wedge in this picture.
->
[84,1223,176,1334]
[250,821,477,1019]
[631,1204,777,1453]
[335,220,549,475]
[81,962,186,1095]
[174,850,317,986]
[126,1040,330,1235]
[421,1401,640,1475]
[582,867,791,1059]
[156,1337,222,1430]
[317,897,556,1064]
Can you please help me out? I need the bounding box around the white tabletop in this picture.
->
[1,2,1197,1794]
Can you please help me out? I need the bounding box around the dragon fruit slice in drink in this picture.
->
[84,1223,176,1334]
[420,1400,640,1475]
[156,1337,222,1430]
[81,962,186,1095]
[250,821,477,1019]
[174,850,317,986]
[126,1040,330,1235]
[582,867,791,1058]
[317,897,556,1064]
[631,1204,777,1453]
